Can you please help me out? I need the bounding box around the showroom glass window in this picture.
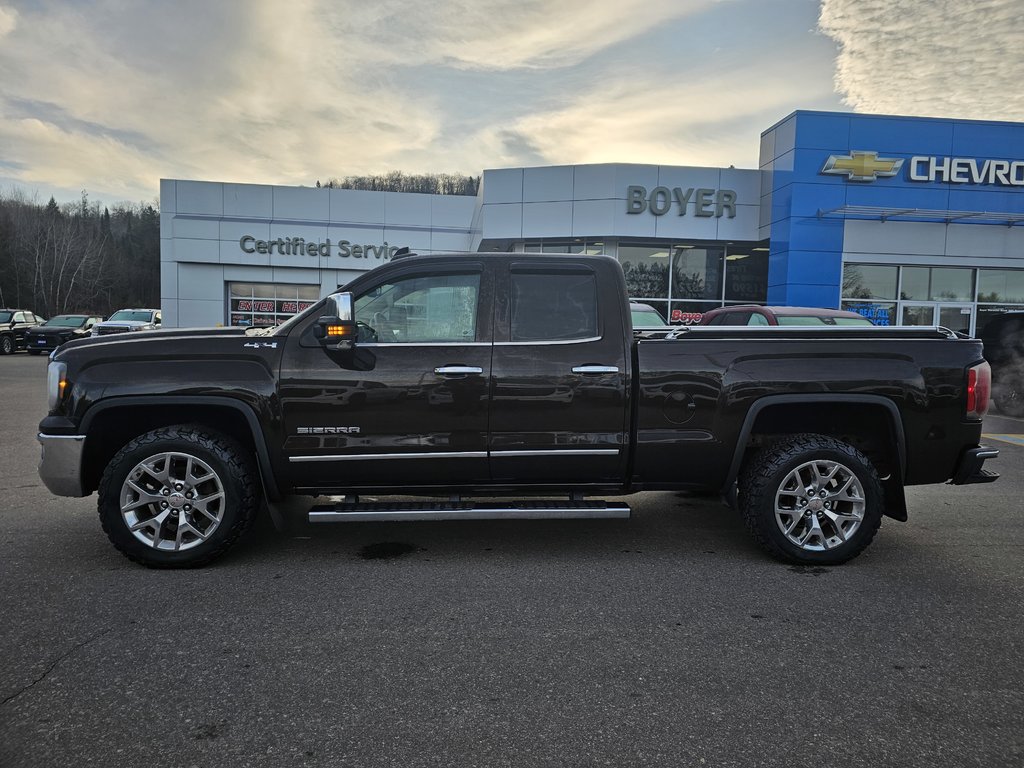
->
[512,239,764,325]
[900,267,973,301]
[228,283,320,327]
[619,245,670,301]
[841,263,898,325]
[723,250,768,303]
[977,268,1024,335]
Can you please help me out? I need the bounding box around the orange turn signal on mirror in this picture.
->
[327,325,353,336]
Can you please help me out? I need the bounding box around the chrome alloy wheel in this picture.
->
[119,452,225,551]
[774,459,866,551]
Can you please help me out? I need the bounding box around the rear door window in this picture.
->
[510,271,598,342]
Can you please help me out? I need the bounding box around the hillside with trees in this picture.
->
[0,191,159,317]
[0,173,476,317]
[317,171,480,196]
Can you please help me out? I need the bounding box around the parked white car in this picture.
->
[91,309,162,336]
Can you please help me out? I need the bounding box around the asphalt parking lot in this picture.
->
[1,352,1022,767]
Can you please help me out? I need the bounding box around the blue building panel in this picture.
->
[785,217,846,253]
[768,279,842,310]
[760,110,1024,309]
[758,130,775,170]
[766,116,797,164]
[951,121,1024,156]
[789,180,848,216]
[848,115,955,156]
[947,187,1024,214]
[792,112,852,152]
[843,183,952,212]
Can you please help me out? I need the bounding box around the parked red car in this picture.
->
[700,305,874,327]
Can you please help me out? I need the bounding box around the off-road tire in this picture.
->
[738,433,884,565]
[98,425,258,568]
[0,335,13,355]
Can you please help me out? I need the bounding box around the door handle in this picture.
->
[572,365,619,374]
[434,365,483,376]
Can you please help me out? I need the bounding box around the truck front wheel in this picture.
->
[97,425,258,568]
[738,434,884,565]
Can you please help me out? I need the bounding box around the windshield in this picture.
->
[631,307,667,327]
[44,315,87,327]
[108,310,153,322]
[0,312,11,323]
[776,316,829,326]
[833,316,874,326]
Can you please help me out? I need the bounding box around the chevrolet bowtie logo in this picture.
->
[821,151,904,182]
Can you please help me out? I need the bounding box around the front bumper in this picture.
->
[949,446,999,485]
[27,337,65,351]
[37,433,88,497]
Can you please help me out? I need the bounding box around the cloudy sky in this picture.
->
[0,0,1021,205]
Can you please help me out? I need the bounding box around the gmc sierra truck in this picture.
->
[37,253,998,568]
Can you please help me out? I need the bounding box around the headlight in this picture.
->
[47,361,67,412]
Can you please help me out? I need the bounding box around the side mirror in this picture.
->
[314,292,356,350]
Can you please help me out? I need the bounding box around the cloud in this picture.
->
[819,0,1024,121]
[0,5,15,38]
[0,0,839,203]
[348,0,705,71]
[462,49,837,170]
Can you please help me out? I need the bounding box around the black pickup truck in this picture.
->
[38,253,998,568]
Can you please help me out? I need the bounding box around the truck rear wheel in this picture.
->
[738,434,884,565]
[97,425,258,568]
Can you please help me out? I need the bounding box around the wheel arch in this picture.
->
[723,394,908,521]
[80,396,281,501]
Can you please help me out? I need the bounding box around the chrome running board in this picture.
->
[308,499,631,523]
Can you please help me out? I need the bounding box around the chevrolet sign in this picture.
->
[909,156,1024,185]
[821,151,903,182]
[821,151,1024,186]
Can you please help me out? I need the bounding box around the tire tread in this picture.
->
[738,433,883,565]
[97,424,257,568]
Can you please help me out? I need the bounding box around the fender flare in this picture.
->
[722,394,908,521]
[80,395,282,501]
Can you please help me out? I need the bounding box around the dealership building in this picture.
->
[160,109,1024,335]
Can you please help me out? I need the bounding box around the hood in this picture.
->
[28,326,77,335]
[68,326,247,346]
[94,320,154,329]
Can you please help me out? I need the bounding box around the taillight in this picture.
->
[966,361,991,419]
